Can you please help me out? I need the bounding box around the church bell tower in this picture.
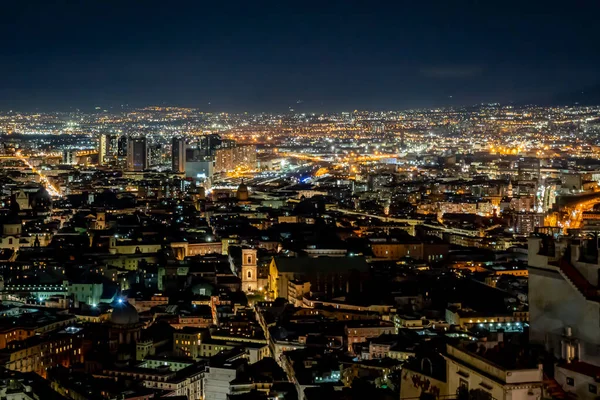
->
[241,248,257,293]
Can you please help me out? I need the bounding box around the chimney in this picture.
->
[565,326,572,337]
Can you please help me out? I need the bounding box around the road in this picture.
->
[15,152,62,198]
[560,198,600,231]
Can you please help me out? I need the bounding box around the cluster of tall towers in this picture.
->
[97,133,136,168]
[97,133,227,174]
[98,134,149,171]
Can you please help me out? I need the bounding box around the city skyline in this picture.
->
[1,91,600,400]
[1,100,600,115]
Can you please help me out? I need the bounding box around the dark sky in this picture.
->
[1,0,599,112]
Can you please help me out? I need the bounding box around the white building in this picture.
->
[68,282,103,306]
[444,343,543,400]
[203,364,238,400]
[529,234,600,399]
[528,235,600,364]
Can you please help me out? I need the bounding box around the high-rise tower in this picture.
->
[117,135,128,158]
[126,137,148,171]
[172,137,185,173]
[98,134,108,165]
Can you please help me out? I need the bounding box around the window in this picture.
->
[567,377,574,386]
[247,256,252,264]
[247,270,252,279]
[590,384,597,394]
[459,378,469,390]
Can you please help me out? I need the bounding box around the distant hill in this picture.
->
[548,83,600,106]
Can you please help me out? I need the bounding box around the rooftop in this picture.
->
[273,256,369,273]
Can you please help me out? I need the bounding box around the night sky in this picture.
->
[1,0,599,112]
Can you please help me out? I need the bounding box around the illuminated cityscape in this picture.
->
[1,1,600,400]
[0,103,599,399]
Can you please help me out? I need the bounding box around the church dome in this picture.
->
[111,301,140,325]
[236,180,249,201]
[237,182,248,193]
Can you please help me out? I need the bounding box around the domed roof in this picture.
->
[237,180,248,192]
[236,180,249,201]
[111,300,140,325]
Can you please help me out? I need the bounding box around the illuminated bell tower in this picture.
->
[96,212,106,230]
[241,249,258,293]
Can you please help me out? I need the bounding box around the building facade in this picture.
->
[241,249,257,293]
[172,137,185,173]
[126,137,148,171]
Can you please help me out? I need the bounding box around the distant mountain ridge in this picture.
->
[547,83,600,106]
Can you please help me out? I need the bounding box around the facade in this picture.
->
[528,234,600,398]
[287,280,310,307]
[1,282,69,302]
[0,327,85,378]
[98,134,108,165]
[126,137,148,171]
[517,159,541,181]
[345,321,396,352]
[0,370,61,399]
[68,282,103,306]
[185,159,214,185]
[204,364,238,400]
[0,314,77,349]
[513,212,544,235]
[269,256,369,300]
[202,352,278,400]
[135,340,155,361]
[62,150,76,165]
[172,136,185,173]
[14,190,30,210]
[197,133,222,157]
[214,145,257,172]
[117,135,128,157]
[102,361,204,399]
[169,242,223,260]
[173,328,209,359]
[445,306,529,329]
[94,211,106,230]
[173,328,269,363]
[108,237,162,255]
[241,248,257,293]
[444,344,543,400]
[370,241,424,260]
[528,235,600,364]
[555,361,600,400]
